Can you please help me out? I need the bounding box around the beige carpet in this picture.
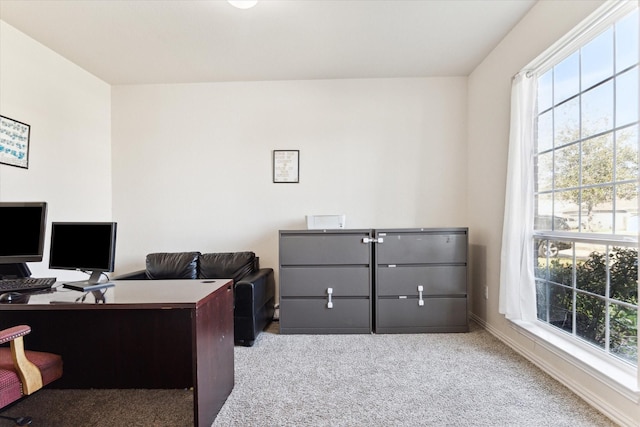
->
[2,322,616,426]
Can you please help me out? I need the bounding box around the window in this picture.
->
[533,7,638,366]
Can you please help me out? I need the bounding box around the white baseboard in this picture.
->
[469,312,639,427]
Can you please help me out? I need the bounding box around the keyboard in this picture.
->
[0,277,57,293]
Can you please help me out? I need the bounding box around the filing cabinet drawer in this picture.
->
[279,266,370,297]
[376,231,467,264]
[279,231,371,265]
[280,298,371,334]
[376,297,467,333]
[376,265,466,296]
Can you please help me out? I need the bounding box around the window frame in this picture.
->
[531,2,638,368]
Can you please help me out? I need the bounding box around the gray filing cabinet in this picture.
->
[279,229,373,334]
[375,228,468,333]
[279,227,468,334]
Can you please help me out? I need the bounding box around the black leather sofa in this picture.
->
[115,251,275,346]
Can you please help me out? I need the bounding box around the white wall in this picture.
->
[467,0,639,425]
[111,78,468,277]
[0,21,112,282]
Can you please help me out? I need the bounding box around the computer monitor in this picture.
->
[49,222,117,287]
[0,201,47,279]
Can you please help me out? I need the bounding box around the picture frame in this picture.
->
[273,150,299,183]
[0,115,31,169]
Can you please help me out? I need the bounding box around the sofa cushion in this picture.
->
[200,252,256,283]
[146,252,200,279]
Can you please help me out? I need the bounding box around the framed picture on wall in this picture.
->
[273,150,299,183]
[0,115,31,169]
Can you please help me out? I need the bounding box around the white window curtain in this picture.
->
[499,72,537,322]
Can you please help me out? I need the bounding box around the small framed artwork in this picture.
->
[273,150,300,183]
[0,115,31,169]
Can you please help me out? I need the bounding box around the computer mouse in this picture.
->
[0,292,28,303]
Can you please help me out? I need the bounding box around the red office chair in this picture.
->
[0,325,63,425]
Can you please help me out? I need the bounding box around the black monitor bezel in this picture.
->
[49,221,117,273]
[0,201,47,264]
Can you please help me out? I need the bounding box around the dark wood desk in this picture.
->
[0,279,234,427]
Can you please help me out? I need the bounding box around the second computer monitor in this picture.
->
[49,222,117,285]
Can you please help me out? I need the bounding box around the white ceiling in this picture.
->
[0,0,536,85]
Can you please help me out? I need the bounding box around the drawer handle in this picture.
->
[327,287,333,309]
[418,285,424,307]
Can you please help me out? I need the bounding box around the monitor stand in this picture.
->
[62,271,114,292]
[0,263,31,280]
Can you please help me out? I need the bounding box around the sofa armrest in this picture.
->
[113,269,148,280]
[234,268,275,316]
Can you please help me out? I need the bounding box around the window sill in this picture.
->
[508,318,639,401]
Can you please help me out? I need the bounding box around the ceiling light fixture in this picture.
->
[227,0,258,9]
